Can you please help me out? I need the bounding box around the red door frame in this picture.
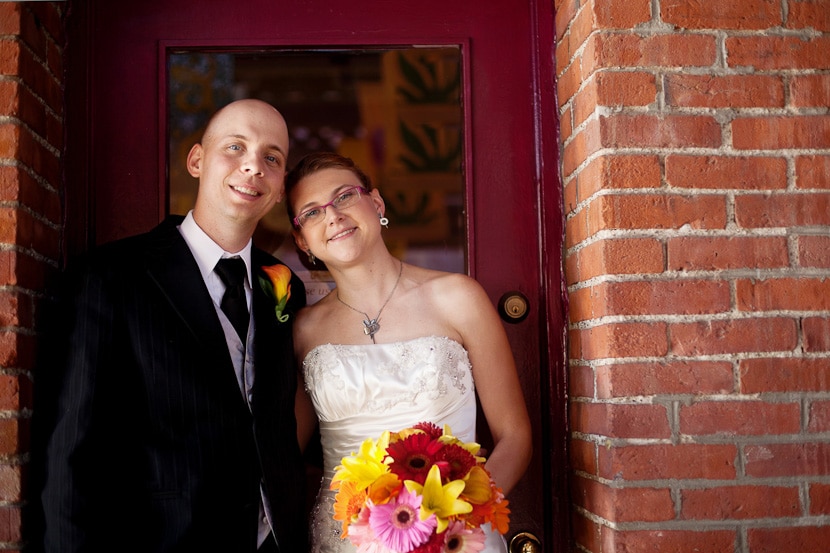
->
[63,0,568,549]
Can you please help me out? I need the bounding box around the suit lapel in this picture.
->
[140,222,298,418]
[143,218,231,362]
[250,248,309,421]
[250,250,289,408]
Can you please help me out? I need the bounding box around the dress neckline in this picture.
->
[304,335,464,359]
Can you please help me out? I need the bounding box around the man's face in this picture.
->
[188,99,290,232]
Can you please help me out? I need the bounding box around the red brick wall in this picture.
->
[0,2,63,551]
[558,0,830,551]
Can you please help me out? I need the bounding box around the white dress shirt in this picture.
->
[177,211,272,548]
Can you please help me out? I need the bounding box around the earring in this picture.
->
[307,251,316,265]
[379,214,389,228]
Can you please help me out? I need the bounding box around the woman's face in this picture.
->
[290,167,385,266]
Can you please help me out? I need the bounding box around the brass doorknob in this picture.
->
[509,531,541,553]
[498,291,529,323]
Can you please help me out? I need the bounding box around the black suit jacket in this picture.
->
[34,216,308,552]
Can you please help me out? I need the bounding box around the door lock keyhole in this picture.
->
[498,291,529,323]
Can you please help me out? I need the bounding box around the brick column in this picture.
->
[557,0,830,551]
[0,2,63,551]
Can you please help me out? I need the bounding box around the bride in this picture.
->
[285,152,532,552]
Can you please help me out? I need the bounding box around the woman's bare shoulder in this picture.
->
[292,292,339,358]
[402,267,488,330]
[413,268,483,304]
[406,265,475,292]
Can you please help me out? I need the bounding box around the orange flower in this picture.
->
[489,496,511,535]
[466,484,509,533]
[259,264,292,322]
[368,472,403,505]
[333,479,368,537]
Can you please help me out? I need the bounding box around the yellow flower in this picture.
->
[332,433,391,490]
[405,464,472,533]
[460,465,494,504]
[259,264,292,322]
[392,427,423,442]
[437,425,482,460]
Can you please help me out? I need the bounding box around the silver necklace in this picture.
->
[336,260,403,343]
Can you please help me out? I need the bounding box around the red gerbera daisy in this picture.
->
[412,421,444,439]
[410,525,446,553]
[436,443,477,481]
[387,432,443,484]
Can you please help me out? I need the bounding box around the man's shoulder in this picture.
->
[67,216,186,273]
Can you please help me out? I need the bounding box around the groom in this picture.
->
[35,99,307,552]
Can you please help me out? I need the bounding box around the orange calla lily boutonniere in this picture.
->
[259,263,292,323]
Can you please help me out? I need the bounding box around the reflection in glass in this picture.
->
[168,49,465,303]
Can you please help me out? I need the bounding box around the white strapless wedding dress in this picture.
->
[302,336,508,553]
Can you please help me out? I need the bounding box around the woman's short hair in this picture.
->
[285,152,373,223]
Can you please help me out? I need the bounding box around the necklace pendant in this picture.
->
[336,260,403,345]
[363,318,380,339]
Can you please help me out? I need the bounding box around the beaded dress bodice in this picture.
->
[302,336,506,552]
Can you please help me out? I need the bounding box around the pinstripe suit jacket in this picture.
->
[37,216,308,552]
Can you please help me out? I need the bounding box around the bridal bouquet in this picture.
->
[331,422,509,553]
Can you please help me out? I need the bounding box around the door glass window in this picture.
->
[167,49,465,304]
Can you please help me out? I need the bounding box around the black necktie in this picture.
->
[214,257,249,340]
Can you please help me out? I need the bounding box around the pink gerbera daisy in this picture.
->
[369,488,437,552]
[349,506,396,553]
[443,521,487,553]
[347,502,376,547]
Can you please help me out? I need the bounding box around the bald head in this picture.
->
[202,99,288,151]
[187,98,291,252]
